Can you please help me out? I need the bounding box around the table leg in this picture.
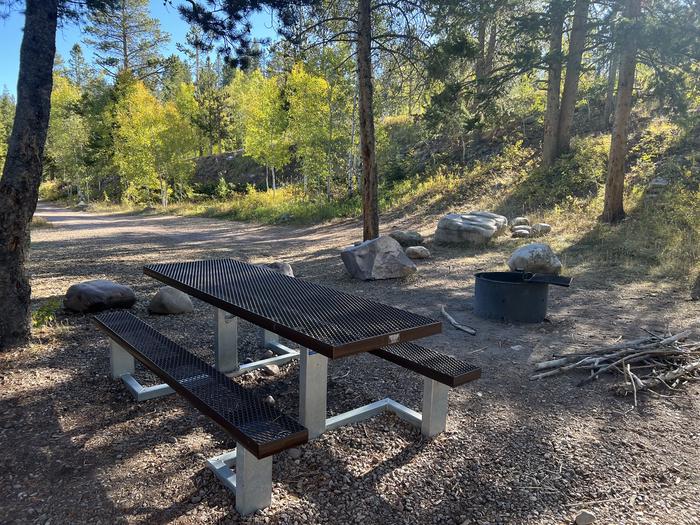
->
[110,340,134,379]
[215,308,238,373]
[299,348,328,439]
[421,377,449,437]
[235,445,272,516]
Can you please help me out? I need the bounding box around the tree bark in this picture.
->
[601,48,619,130]
[357,0,379,240]
[0,0,58,349]
[602,0,641,224]
[542,0,566,168]
[556,0,590,154]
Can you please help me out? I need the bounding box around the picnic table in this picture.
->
[95,258,480,515]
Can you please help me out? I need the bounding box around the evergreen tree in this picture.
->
[85,0,170,81]
[67,44,94,88]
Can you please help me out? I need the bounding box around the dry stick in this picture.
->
[550,336,656,360]
[622,359,700,393]
[578,348,696,386]
[441,306,477,336]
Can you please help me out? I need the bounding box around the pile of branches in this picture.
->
[531,329,700,403]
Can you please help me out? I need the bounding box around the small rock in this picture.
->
[242,357,254,364]
[531,223,552,236]
[76,200,87,210]
[405,246,431,259]
[389,230,424,247]
[511,227,531,238]
[507,243,563,275]
[575,509,596,525]
[64,280,136,313]
[191,495,201,504]
[263,262,294,277]
[263,349,275,358]
[511,216,530,228]
[148,286,194,315]
[263,395,275,405]
[648,177,669,188]
[288,448,302,459]
[261,364,280,376]
[341,236,416,281]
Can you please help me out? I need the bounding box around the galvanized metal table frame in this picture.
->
[124,258,450,515]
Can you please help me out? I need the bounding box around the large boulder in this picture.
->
[507,243,562,275]
[341,235,417,280]
[434,211,508,245]
[64,280,136,313]
[148,286,194,315]
[262,261,294,277]
[389,230,424,247]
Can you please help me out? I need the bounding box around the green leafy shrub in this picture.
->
[32,297,62,328]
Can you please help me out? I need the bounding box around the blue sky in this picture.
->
[0,1,278,97]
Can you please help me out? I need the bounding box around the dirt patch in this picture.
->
[2,203,699,524]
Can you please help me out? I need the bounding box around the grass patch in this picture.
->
[32,297,63,328]
[30,216,53,229]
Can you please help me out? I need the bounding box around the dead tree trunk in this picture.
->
[601,48,619,130]
[542,0,566,168]
[602,0,641,223]
[556,0,590,154]
[0,0,58,349]
[357,0,379,240]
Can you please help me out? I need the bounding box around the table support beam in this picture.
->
[206,446,273,516]
[215,309,239,373]
[421,378,449,437]
[300,348,328,439]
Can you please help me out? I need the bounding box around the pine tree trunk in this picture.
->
[602,0,641,224]
[357,0,379,241]
[0,0,58,349]
[556,0,590,154]
[601,49,619,130]
[346,87,358,197]
[542,0,566,168]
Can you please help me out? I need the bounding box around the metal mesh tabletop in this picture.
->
[94,311,308,458]
[144,258,441,358]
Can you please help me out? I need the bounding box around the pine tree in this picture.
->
[67,44,94,88]
[85,0,170,81]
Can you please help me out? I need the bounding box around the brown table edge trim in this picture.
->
[92,315,309,459]
[144,265,442,360]
[370,348,482,388]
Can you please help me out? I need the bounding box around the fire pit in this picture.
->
[474,271,572,323]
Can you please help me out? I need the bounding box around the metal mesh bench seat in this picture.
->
[371,342,481,387]
[93,311,308,459]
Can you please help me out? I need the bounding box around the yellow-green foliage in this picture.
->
[32,297,62,328]
[39,179,62,201]
[30,216,53,229]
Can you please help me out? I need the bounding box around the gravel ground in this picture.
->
[1,202,699,525]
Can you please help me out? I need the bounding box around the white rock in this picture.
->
[64,280,136,313]
[405,246,431,259]
[263,262,294,277]
[261,364,280,376]
[288,448,302,459]
[575,509,596,525]
[507,243,562,275]
[434,211,507,245]
[531,223,552,236]
[148,286,194,315]
[340,236,417,280]
[511,216,530,228]
[263,395,275,405]
[389,230,424,247]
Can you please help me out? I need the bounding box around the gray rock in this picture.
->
[263,395,275,406]
[64,280,136,313]
[389,230,424,247]
[507,243,562,275]
[263,349,275,358]
[76,200,88,211]
[148,286,194,315]
[263,262,294,277]
[511,216,530,228]
[261,364,280,376]
[434,212,507,245]
[575,510,596,525]
[648,177,669,188]
[469,211,509,236]
[405,246,431,259]
[531,223,552,236]
[242,357,254,364]
[341,235,417,280]
[511,229,531,238]
[288,448,302,459]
